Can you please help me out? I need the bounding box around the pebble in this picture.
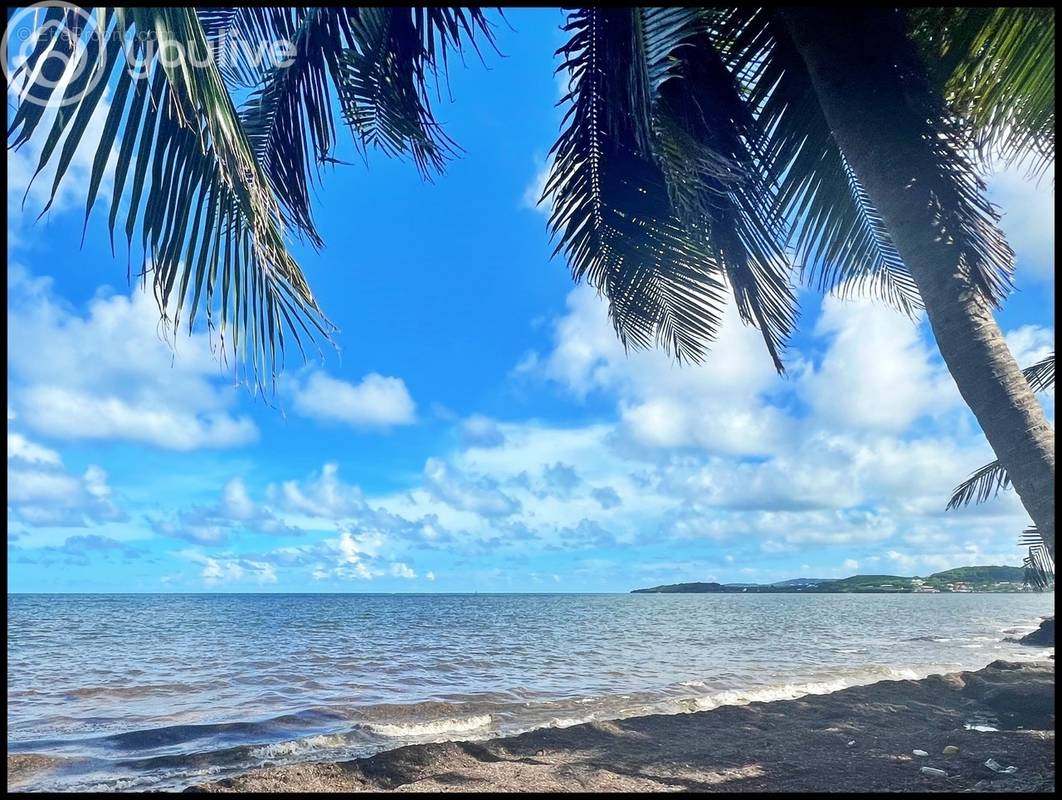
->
[943,745,960,756]
[921,767,948,778]
[913,749,929,757]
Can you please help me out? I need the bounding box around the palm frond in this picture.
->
[8,8,333,388]
[649,17,796,370]
[1020,526,1055,591]
[947,459,1010,510]
[1022,352,1055,393]
[544,8,731,363]
[947,351,1053,510]
[236,8,346,247]
[908,7,1055,179]
[887,11,1016,307]
[333,7,496,178]
[715,8,923,318]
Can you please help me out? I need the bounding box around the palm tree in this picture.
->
[541,7,1055,557]
[7,7,495,387]
[6,8,1055,553]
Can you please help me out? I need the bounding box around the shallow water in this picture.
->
[7,592,1053,791]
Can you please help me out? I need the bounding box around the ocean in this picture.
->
[6,592,1053,791]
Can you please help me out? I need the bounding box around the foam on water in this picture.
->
[366,714,493,738]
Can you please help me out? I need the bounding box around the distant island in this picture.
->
[632,566,1043,594]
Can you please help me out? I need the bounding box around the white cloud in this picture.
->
[533,285,791,456]
[8,461,125,528]
[460,414,505,448]
[268,462,366,519]
[390,562,416,579]
[179,550,278,586]
[151,476,294,544]
[800,296,959,432]
[522,154,553,216]
[8,432,61,466]
[987,163,1054,284]
[423,457,521,518]
[286,369,416,429]
[1005,324,1053,370]
[7,268,258,450]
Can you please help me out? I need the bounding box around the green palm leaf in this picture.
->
[910,7,1055,178]
[544,8,732,363]
[545,8,797,369]
[8,8,333,388]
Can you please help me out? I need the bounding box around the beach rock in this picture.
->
[921,767,947,778]
[961,661,1055,729]
[943,746,960,756]
[1018,617,1054,647]
[913,749,929,757]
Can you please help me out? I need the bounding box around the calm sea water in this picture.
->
[7,592,1054,791]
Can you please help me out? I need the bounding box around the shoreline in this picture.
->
[175,659,1055,793]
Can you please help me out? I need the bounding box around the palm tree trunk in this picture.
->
[781,9,1056,558]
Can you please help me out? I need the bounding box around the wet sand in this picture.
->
[180,659,1055,793]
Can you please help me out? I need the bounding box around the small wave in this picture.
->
[366,714,492,738]
[249,734,350,760]
[546,715,596,729]
[685,667,923,713]
[689,678,851,711]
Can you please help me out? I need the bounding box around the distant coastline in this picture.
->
[632,565,1044,594]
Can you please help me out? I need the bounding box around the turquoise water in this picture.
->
[7,592,1053,791]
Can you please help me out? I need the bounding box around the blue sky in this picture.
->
[6,8,1055,592]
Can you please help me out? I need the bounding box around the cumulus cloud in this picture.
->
[460,414,506,448]
[7,424,126,527]
[267,462,367,519]
[8,432,61,466]
[987,163,1054,284]
[423,457,522,518]
[285,369,416,429]
[8,464,126,528]
[179,550,278,587]
[530,285,792,455]
[800,296,960,432]
[151,477,295,545]
[7,268,258,450]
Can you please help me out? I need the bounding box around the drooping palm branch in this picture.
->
[715,7,924,318]
[948,352,1055,510]
[947,352,1055,590]
[542,7,1028,375]
[1020,526,1054,590]
[7,6,495,385]
[543,8,794,370]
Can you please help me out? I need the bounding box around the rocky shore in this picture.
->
[1019,617,1055,647]
[185,660,1055,793]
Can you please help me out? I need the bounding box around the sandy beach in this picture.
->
[140,659,1053,794]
